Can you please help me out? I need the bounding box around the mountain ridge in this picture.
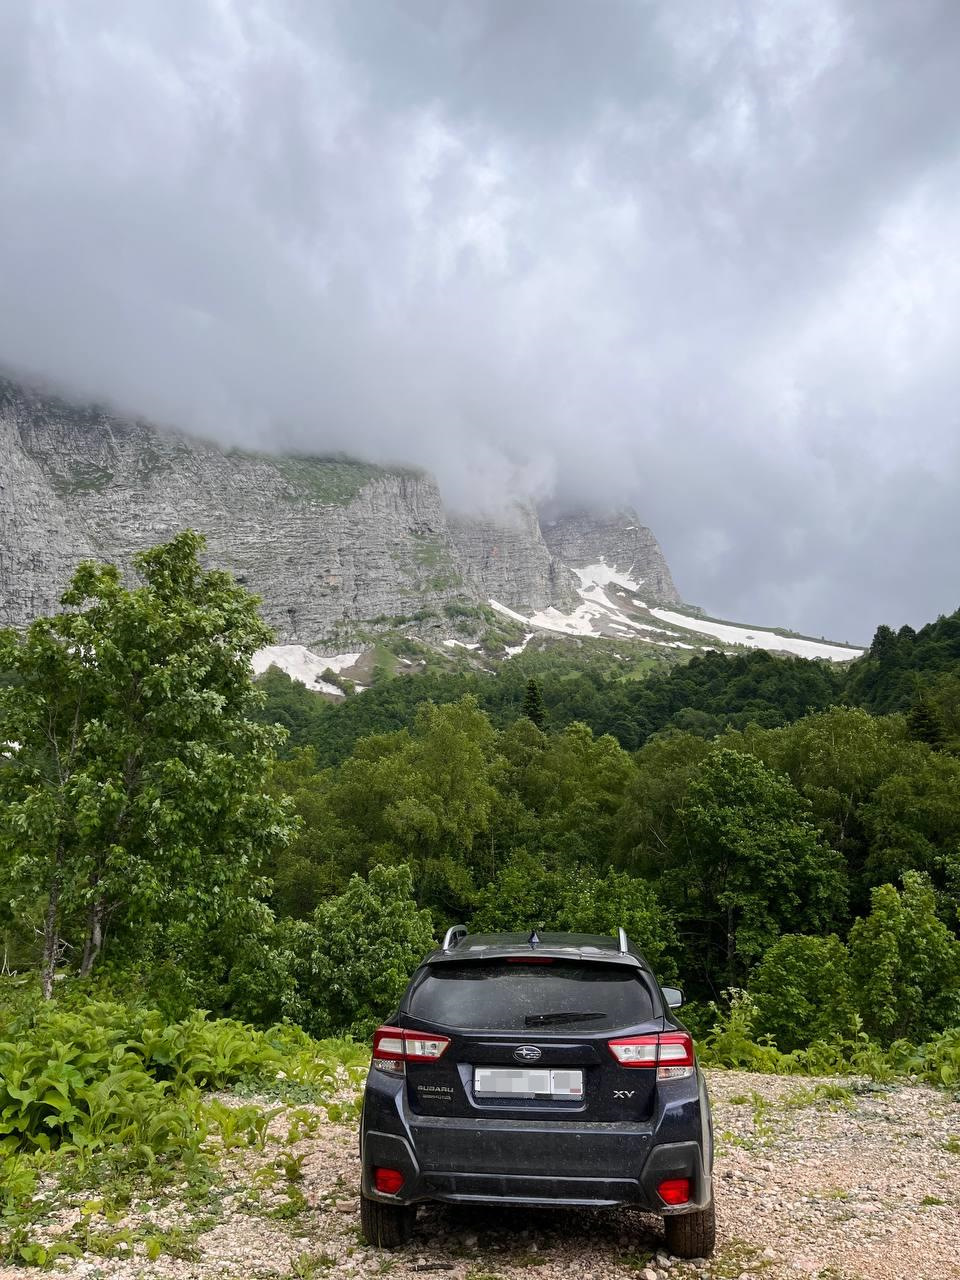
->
[0,375,679,643]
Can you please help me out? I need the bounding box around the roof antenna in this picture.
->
[528,929,540,948]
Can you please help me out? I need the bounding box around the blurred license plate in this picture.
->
[474,1067,583,1099]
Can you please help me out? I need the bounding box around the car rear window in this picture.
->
[406,960,655,1031]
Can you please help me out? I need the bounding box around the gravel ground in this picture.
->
[3,1069,958,1280]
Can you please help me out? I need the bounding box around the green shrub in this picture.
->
[750,933,857,1052]
[0,998,363,1175]
[694,987,960,1087]
[306,863,435,1039]
[849,872,960,1044]
[695,990,785,1072]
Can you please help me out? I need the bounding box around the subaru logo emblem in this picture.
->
[514,1045,542,1063]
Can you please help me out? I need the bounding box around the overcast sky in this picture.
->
[3,0,960,643]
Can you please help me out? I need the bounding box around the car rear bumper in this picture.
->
[361,1071,713,1213]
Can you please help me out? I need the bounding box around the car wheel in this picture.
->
[664,1200,716,1258]
[359,1192,416,1248]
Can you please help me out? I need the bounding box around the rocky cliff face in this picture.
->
[0,396,98,628]
[448,508,577,612]
[0,377,679,639]
[541,511,680,605]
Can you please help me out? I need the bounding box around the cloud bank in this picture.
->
[3,0,960,641]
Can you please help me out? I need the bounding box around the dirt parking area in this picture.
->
[3,1069,958,1280]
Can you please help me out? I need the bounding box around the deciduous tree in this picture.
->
[669,748,847,990]
[750,933,856,1051]
[0,531,294,995]
[848,871,960,1043]
[307,862,435,1037]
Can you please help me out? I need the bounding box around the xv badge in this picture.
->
[614,1090,635,1099]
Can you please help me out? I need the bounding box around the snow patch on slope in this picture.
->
[649,611,863,662]
[504,632,535,658]
[571,562,645,594]
[492,558,860,661]
[493,560,676,643]
[253,645,362,695]
[489,600,532,626]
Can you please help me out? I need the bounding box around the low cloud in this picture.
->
[2,0,959,641]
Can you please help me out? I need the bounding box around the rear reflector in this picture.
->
[607,1031,694,1079]
[658,1177,691,1205]
[372,1025,451,1074]
[373,1167,404,1194]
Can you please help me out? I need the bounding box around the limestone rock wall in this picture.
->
[0,378,680,639]
[0,399,97,626]
[447,507,576,612]
[541,511,680,605]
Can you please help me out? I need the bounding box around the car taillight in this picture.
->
[372,1025,450,1075]
[607,1031,694,1079]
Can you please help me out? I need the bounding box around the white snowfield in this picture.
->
[649,610,864,662]
[252,645,362,695]
[491,559,863,662]
[491,563,687,646]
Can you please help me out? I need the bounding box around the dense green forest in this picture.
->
[2,535,959,1053]
[2,534,960,1262]
[254,644,852,762]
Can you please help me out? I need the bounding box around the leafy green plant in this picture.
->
[696,988,960,1087]
[782,1083,854,1108]
[0,997,359,1198]
[288,1251,337,1278]
[268,1186,309,1219]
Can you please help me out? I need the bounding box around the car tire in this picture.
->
[359,1192,416,1248]
[664,1200,716,1258]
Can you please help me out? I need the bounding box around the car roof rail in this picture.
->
[616,926,629,955]
[442,924,467,952]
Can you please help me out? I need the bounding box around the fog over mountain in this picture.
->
[2,1,960,642]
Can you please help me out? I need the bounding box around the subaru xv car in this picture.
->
[358,928,715,1256]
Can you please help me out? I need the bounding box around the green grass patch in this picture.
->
[229,450,390,505]
[45,462,115,496]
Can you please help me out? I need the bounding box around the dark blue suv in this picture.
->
[359,928,715,1256]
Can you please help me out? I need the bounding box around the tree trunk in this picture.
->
[41,874,61,1001]
[79,897,105,978]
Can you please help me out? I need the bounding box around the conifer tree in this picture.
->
[907,693,947,750]
[521,678,546,730]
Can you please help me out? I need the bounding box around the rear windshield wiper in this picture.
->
[524,1011,607,1026]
